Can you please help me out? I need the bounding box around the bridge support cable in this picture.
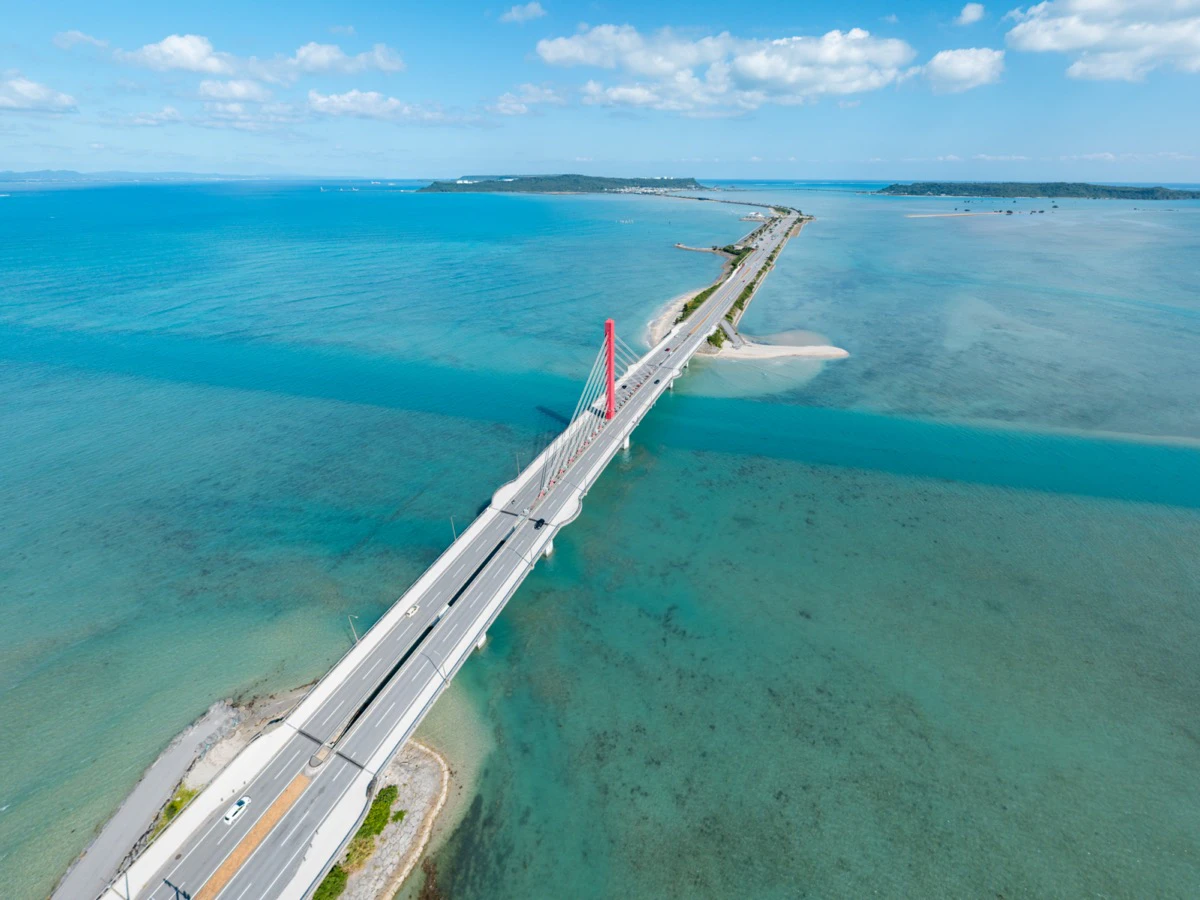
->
[553,351,606,478]
[539,343,607,495]
[538,320,644,498]
[613,338,641,376]
[614,334,643,364]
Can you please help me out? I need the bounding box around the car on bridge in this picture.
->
[223,796,251,824]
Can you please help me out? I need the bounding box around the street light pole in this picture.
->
[348,614,359,643]
[450,515,457,541]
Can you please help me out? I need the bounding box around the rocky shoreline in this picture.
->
[338,741,449,900]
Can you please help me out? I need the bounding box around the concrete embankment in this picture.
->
[53,703,237,899]
[58,683,456,900]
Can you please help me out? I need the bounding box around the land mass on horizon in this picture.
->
[878,181,1200,200]
[418,174,705,194]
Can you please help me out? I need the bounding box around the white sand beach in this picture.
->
[645,289,695,345]
[720,340,849,360]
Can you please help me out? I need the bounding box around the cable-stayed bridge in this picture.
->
[89,212,796,900]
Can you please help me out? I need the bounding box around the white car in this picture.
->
[223,796,251,824]
[405,604,419,618]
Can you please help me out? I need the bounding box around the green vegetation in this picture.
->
[313,864,348,900]
[341,783,401,872]
[418,174,705,193]
[392,808,408,823]
[150,785,199,840]
[772,206,792,215]
[725,244,783,323]
[675,283,719,323]
[356,784,398,840]
[707,329,726,348]
[878,181,1200,200]
[721,244,754,268]
[343,834,375,870]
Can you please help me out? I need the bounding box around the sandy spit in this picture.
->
[719,340,849,360]
[644,290,694,346]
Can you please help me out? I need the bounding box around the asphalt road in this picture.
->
[133,215,794,900]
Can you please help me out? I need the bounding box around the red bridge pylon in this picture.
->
[604,318,616,420]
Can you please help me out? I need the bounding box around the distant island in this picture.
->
[878,182,1200,200]
[418,174,705,194]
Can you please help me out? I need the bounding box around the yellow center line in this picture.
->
[194,773,311,900]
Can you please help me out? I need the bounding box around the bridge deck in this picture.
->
[102,213,798,900]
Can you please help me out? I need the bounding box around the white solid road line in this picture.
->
[214,806,313,900]
[253,768,362,900]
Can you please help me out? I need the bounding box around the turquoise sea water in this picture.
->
[1,183,1198,898]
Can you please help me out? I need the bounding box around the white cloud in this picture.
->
[501,2,547,24]
[307,89,459,123]
[883,14,900,24]
[249,42,405,84]
[54,30,107,49]
[1006,0,1200,80]
[973,153,1029,160]
[115,34,404,85]
[330,25,356,36]
[490,83,564,114]
[938,154,964,161]
[838,98,861,107]
[538,25,918,111]
[1061,150,1196,162]
[198,79,273,102]
[956,3,986,25]
[0,76,78,112]
[291,42,404,74]
[129,106,183,126]
[923,47,1005,91]
[582,80,668,108]
[538,25,733,75]
[117,34,234,74]
[200,101,301,131]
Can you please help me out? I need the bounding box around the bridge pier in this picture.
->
[543,538,554,558]
[621,434,630,450]
[475,632,487,650]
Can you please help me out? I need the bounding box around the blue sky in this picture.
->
[3,0,1198,179]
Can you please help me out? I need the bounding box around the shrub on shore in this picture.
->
[150,785,199,840]
[313,864,348,900]
[356,784,399,841]
[342,783,403,872]
[676,284,719,322]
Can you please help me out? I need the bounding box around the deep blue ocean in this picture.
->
[1,182,1198,898]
